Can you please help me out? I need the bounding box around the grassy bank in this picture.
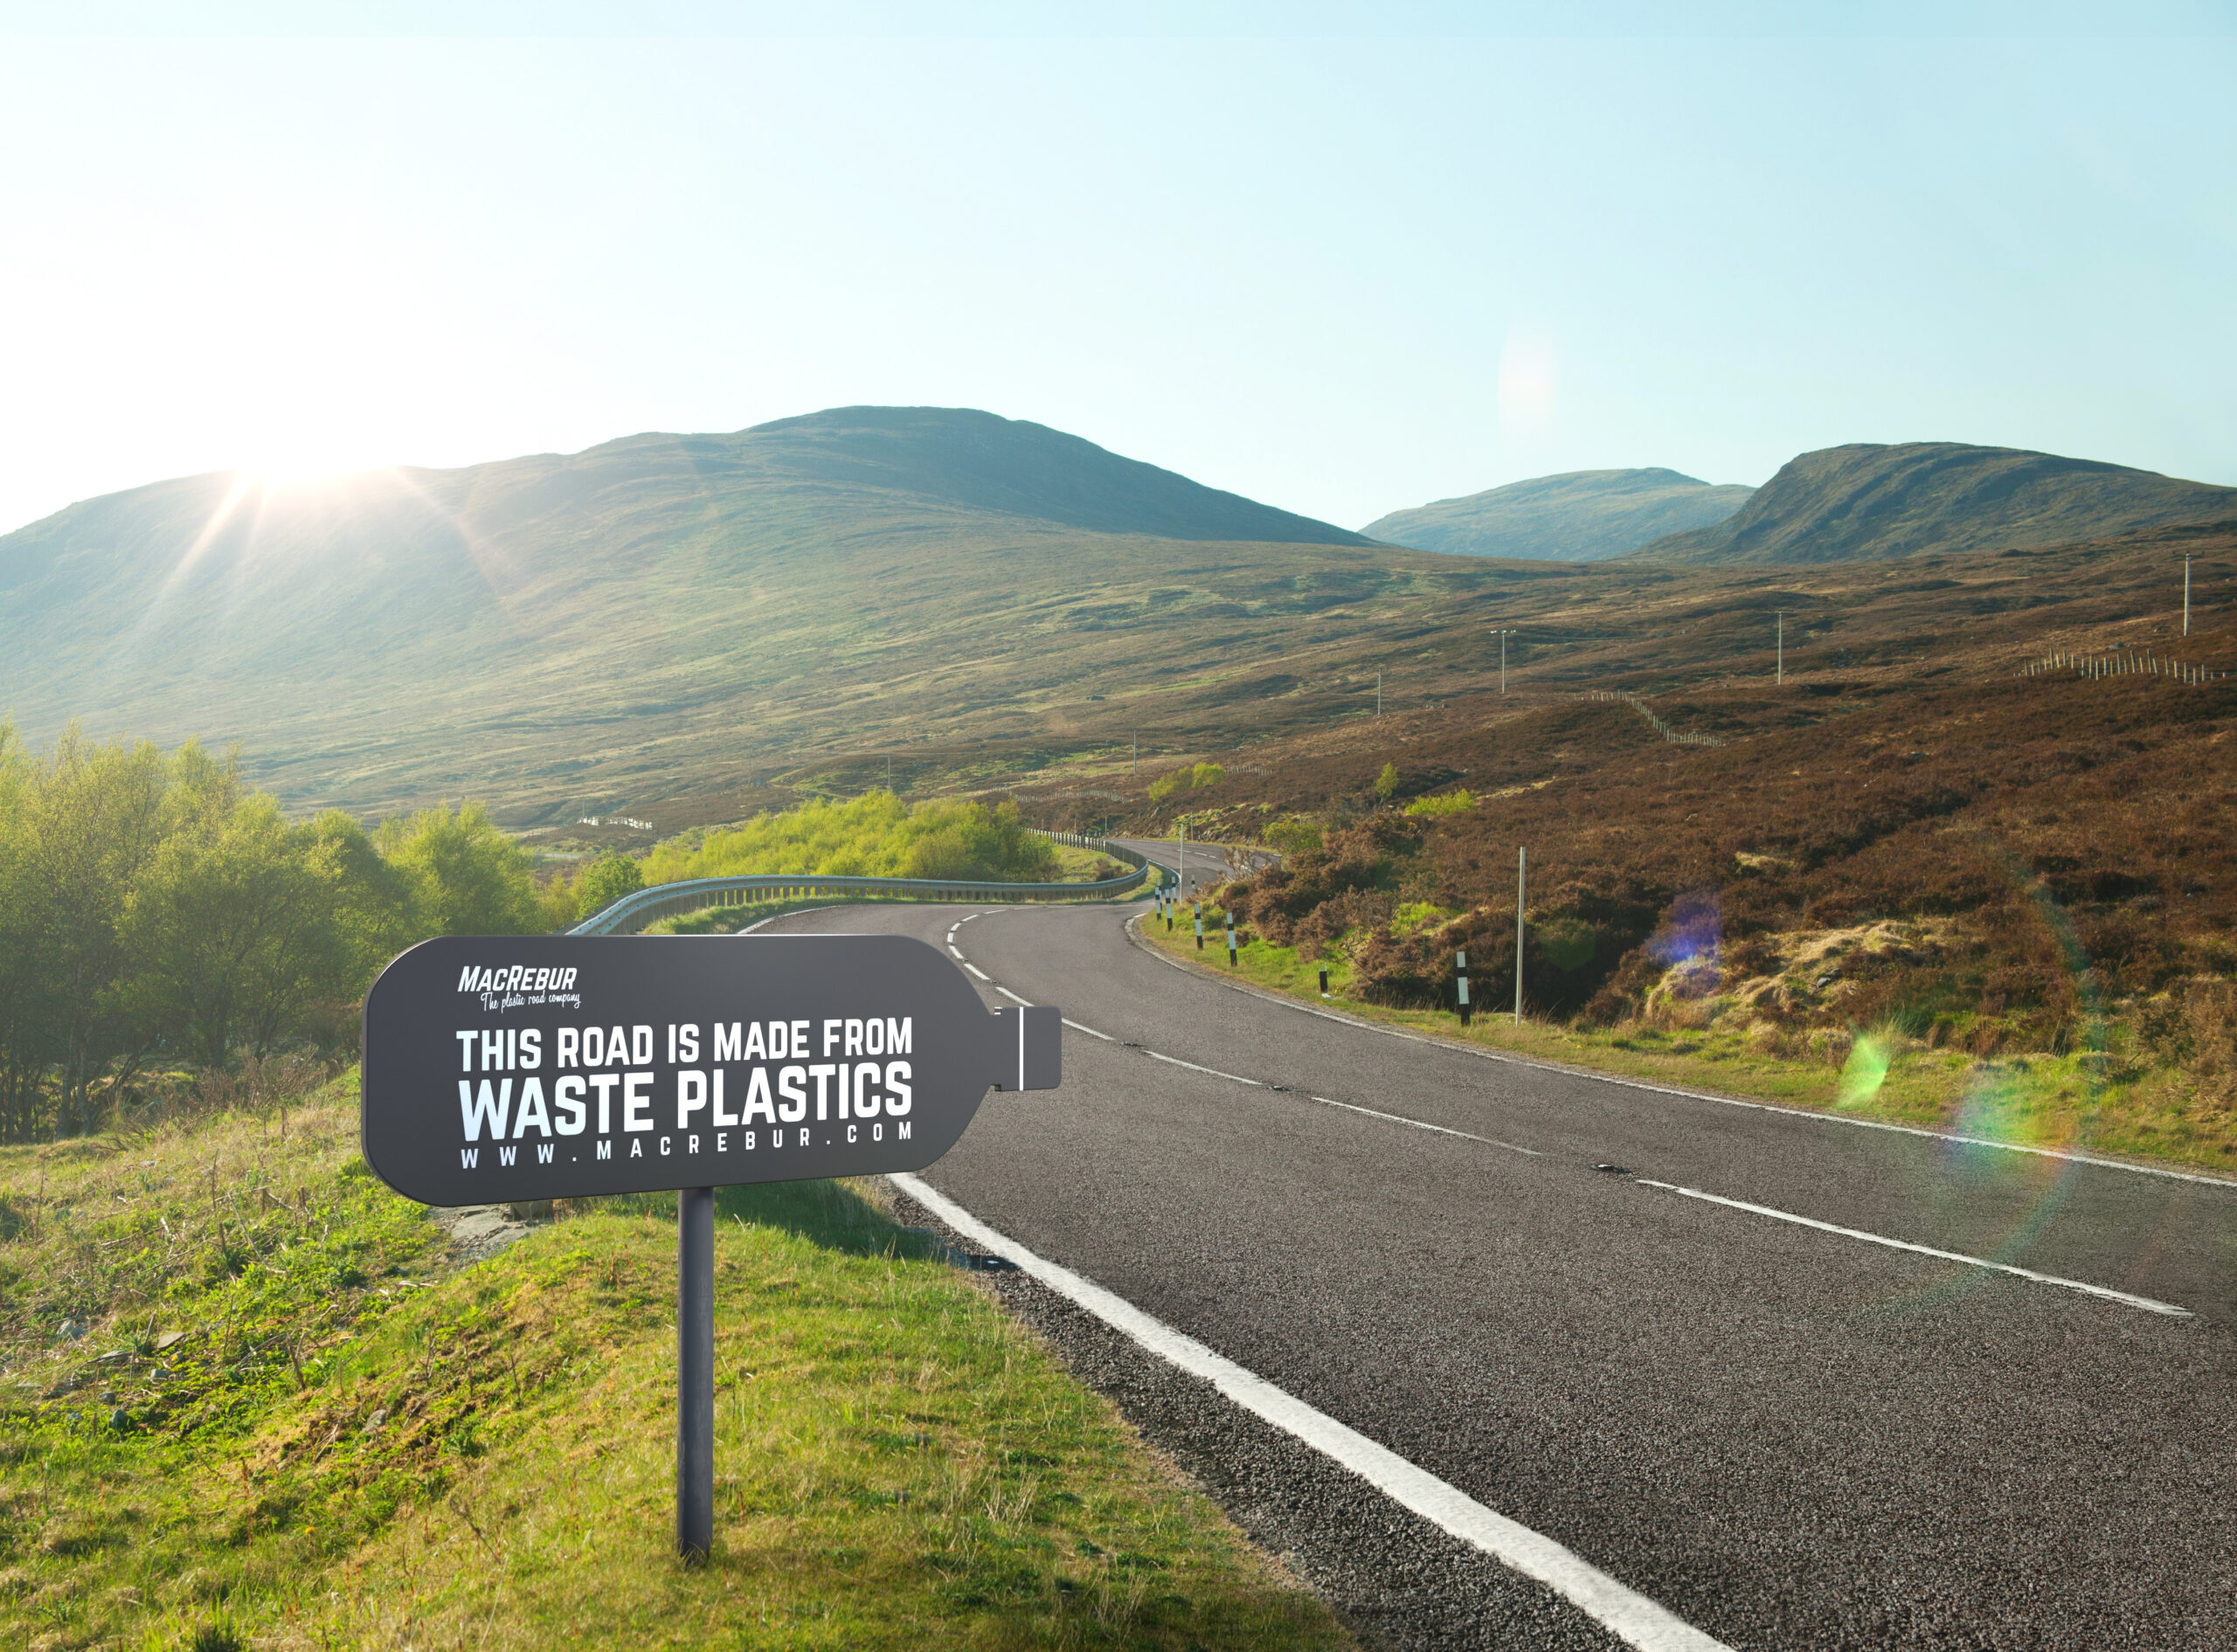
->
[1143,898,2237,1177]
[0,1077,1347,1651]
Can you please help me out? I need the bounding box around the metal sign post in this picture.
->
[1514,848,1527,1025]
[360,933,1059,1561]
[678,1185,714,1557]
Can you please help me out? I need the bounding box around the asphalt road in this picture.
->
[759,892,2237,1650]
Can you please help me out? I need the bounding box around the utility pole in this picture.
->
[1491,629,1517,695]
[1514,847,1527,1025]
[2185,557,2192,637]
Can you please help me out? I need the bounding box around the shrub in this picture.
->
[1148,762,1228,802]
[641,794,1054,887]
[1404,790,1475,819]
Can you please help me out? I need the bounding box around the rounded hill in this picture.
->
[1364,467,1752,562]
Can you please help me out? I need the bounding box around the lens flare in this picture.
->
[1837,1033,1889,1109]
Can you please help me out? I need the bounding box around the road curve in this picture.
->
[754,895,2237,1650]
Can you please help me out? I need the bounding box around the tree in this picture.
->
[376,803,542,937]
[17,728,170,1133]
[301,809,419,978]
[0,722,61,1140]
[1375,762,1400,801]
[117,779,351,1067]
[570,852,643,923]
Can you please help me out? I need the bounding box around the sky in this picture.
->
[1,3,2233,536]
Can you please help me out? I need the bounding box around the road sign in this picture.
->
[362,934,1056,1206]
[360,930,1059,1560]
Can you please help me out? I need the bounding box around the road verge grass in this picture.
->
[1140,902,2237,1179]
[0,1077,1349,1651]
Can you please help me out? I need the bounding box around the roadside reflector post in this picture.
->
[358,933,1061,1563]
[1226,909,1237,967]
[1456,950,1471,1026]
[678,1185,715,1562]
[1195,905,1203,950]
[1319,965,1330,997]
[1515,847,1527,1026]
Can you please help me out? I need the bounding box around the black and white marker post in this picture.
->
[1455,949,1471,1026]
[359,932,1059,1562]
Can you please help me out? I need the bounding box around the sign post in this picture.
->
[360,932,1058,1560]
[678,1184,714,1559]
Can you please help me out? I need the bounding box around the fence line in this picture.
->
[2018,650,2225,684]
[1584,689,1726,747]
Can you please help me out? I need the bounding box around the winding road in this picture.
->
[754,873,2237,1651]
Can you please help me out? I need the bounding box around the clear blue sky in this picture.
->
[2,3,2231,535]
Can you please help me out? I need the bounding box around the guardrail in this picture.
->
[569,836,1173,936]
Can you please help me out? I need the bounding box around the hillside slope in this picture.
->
[0,406,1438,819]
[1364,467,1750,561]
[1632,441,2237,564]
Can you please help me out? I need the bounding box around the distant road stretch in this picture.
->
[755,870,2237,1651]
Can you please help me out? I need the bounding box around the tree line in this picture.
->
[0,728,562,1142]
[0,734,1066,1142]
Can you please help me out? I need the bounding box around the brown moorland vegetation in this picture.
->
[1006,524,2237,1161]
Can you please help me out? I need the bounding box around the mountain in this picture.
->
[1631,441,2237,565]
[1362,468,1752,562]
[0,406,1453,819]
[731,407,1374,545]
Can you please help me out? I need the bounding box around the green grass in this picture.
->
[0,1079,1349,1651]
[1145,902,2237,1178]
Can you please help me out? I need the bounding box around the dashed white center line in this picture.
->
[1310,1096,1540,1156]
[1142,1047,1265,1088]
[1636,1179,2192,1317]
[952,931,1543,1144]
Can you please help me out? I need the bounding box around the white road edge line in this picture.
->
[962,961,991,981]
[994,985,1032,1006]
[1063,1018,1115,1041]
[1122,913,2237,1192]
[891,1172,1731,1652]
[1311,1096,1540,1157]
[1635,1179,2192,1317]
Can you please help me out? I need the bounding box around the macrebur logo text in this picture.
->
[459,965,578,994]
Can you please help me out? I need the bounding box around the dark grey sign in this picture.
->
[361,933,1057,1206]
